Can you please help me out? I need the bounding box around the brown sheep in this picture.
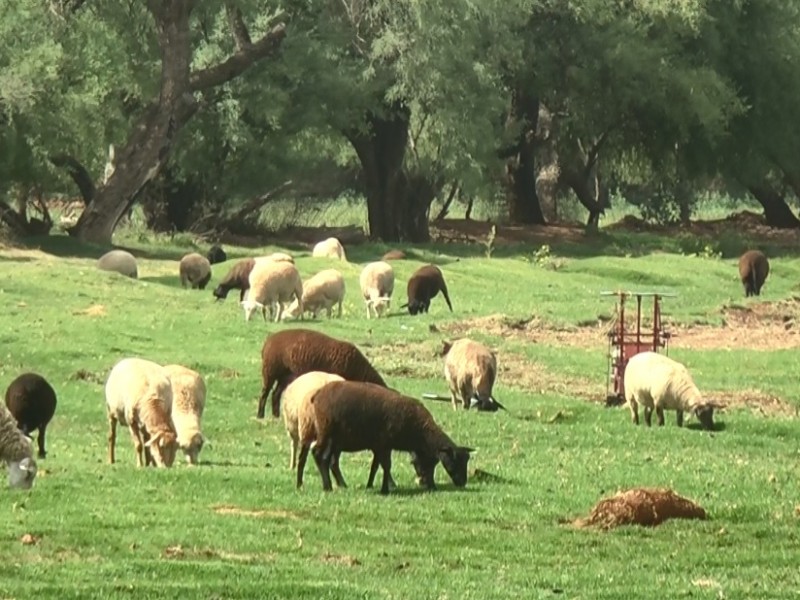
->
[258,329,386,419]
[179,253,212,290]
[442,339,504,412]
[301,381,473,494]
[382,249,406,261]
[213,258,255,302]
[738,250,770,297]
[4,373,57,459]
[402,264,453,315]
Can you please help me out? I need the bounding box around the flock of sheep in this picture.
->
[0,239,773,497]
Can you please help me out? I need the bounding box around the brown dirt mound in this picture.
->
[431,219,585,246]
[572,487,707,530]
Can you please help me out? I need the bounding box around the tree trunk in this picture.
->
[346,104,437,242]
[505,91,546,225]
[747,185,800,228]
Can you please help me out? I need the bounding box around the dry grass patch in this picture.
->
[570,487,707,530]
[72,304,107,317]
[320,552,361,567]
[213,504,300,520]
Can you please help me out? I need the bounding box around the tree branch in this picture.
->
[225,2,252,50]
[189,21,287,92]
[49,154,96,203]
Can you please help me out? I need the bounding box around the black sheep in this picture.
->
[4,373,57,459]
[402,264,453,315]
[207,245,227,265]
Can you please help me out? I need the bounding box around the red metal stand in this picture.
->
[601,291,674,405]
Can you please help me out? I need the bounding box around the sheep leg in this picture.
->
[129,422,146,467]
[643,406,653,427]
[311,442,334,491]
[676,410,684,427]
[37,427,47,459]
[296,445,310,488]
[330,453,347,488]
[290,438,298,470]
[274,302,283,323]
[107,415,117,464]
[629,400,639,425]
[378,451,393,495]
[337,300,342,318]
[365,301,372,319]
[656,407,665,426]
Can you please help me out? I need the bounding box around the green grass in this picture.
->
[1,229,800,599]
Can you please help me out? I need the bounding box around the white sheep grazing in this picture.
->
[260,252,294,264]
[105,357,178,467]
[98,249,138,279]
[280,371,345,469]
[241,260,303,322]
[283,269,345,320]
[0,403,37,489]
[312,237,347,261]
[163,364,206,465]
[359,261,395,318]
[624,351,717,430]
[442,339,503,411]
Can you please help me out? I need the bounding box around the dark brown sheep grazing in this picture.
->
[4,373,57,459]
[402,264,453,315]
[259,329,386,419]
[301,381,473,494]
[213,258,255,302]
[738,250,770,297]
[382,249,406,261]
[207,245,227,265]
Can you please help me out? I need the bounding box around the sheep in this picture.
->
[738,250,770,297]
[97,249,138,279]
[0,403,37,489]
[312,237,347,261]
[258,328,386,419]
[163,364,206,465]
[283,269,345,320]
[402,264,453,315]
[4,372,57,459]
[241,260,303,322]
[279,371,345,470]
[105,357,178,467]
[359,261,395,318]
[301,381,473,494]
[442,339,505,412]
[624,351,717,431]
[212,254,295,302]
[382,249,406,261]
[179,252,212,290]
[207,245,227,265]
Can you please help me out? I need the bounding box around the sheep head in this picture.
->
[240,299,264,321]
[438,446,473,487]
[282,300,301,320]
[180,432,205,466]
[145,431,178,467]
[694,403,719,431]
[371,296,392,316]
[7,456,37,490]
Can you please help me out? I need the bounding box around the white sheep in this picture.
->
[262,252,294,264]
[241,260,303,322]
[0,403,37,489]
[105,357,178,467]
[359,261,395,318]
[283,269,345,320]
[279,371,345,469]
[97,249,138,279]
[312,237,347,261]
[624,351,717,430]
[163,364,206,465]
[442,339,504,411]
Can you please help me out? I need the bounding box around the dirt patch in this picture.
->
[72,304,107,317]
[213,504,300,520]
[20,533,39,545]
[320,552,361,567]
[431,219,586,246]
[570,487,707,530]
[162,544,271,562]
[709,390,797,418]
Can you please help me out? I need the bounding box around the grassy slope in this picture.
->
[0,230,799,599]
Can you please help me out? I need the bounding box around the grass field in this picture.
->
[1,224,799,599]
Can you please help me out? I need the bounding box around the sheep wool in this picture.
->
[207,245,227,265]
[4,372,57,459]
[179,252,212,290]
[213,258,256,301]
[302,381,473,494]
[105,357,178,467]
[242,260,303,322]
[284,269,345,320]
[738,250,769,297]
[0,403,37,489]
[163,364,206,465]
[97,249,138,279]
[623,351,715,430]
[359,261,395,318]
[442,339,501,411]
[258,328,387,419]
[312,237,347,261]
[404,264,453,315]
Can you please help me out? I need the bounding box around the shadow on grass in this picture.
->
[686,421,727,433]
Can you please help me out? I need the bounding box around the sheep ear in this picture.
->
[441,341,452,356]
[461,446,476,454]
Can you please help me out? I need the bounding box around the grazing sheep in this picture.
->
[98,249,138,279]
[382,249,406,261]
[241,260,303,322]
[301,381,473,494]
[359,261,395,318]
[283,269,345,320]
[4,373,57,459]
[266,252,295,264]
[442,339,504,412]
[312,237,347,261]
[738,250,770,297]
[212,254,295,302]
[0,403,37,489]
[163,364,206,465]
[105,358,178,467]
[258,328,386,419]
[403,264,453,315]
[179,252,212,290]
[624,352,717,430]
[279,371,345,470]
[207,245,227,265]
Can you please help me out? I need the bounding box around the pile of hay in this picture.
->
[572,487,707,530]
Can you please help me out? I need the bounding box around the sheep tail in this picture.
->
[441,282,453,312]
[750,268,758,296]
